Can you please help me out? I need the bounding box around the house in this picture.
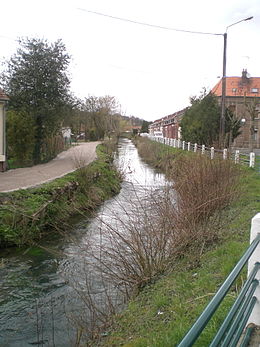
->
[149,108,187,139]
[0,89,9,172]
[212,70,260,150]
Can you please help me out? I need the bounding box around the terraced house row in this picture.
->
[149,69,260,150]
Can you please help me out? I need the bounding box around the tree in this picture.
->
[6,110,36,165]
[180,91,220,146]
[180,90,242,147]
[140,120,151,133]
[1,38,71,164]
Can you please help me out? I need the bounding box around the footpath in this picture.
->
[0,142,100,193]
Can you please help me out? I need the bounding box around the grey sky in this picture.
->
[1,0,259,120]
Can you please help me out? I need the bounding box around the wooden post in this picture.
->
[187,142,191,151]
[250,152,255,168]
[194,143,197,153]
[202,145,205,155]
[223,148,228,160]
[235,150,240,164]
[210,147,214,159]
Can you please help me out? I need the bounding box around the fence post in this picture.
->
[210,147,214,160]
[194,143,197,153]
[178,139,181,148]
[235,150,240,164]
[247,213,260,326]
[182,141,185,150]
[223,148,228,160]
[187,142,191,151]
[173,139,176,148]
[202,145,205,155]
[250,152,255,168]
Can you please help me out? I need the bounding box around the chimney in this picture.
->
[241,69,249,84]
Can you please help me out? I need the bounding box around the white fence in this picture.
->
[150,136,256,168]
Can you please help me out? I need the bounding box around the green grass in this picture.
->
[96,142,260,347]
[0,142,121,247]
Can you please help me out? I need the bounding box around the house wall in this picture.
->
[224,96,260,149]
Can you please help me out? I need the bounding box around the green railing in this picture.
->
[177,233,260,347]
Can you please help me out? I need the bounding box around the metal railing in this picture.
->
[177,233,260,347]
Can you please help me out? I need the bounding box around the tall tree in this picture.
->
[180,90,242,147]
[180,91,220,146]
[1,38,71,163]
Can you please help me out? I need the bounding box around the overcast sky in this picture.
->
[1,0,259,121]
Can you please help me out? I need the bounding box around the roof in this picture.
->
[0,88,9,101]
[212,76,260,98]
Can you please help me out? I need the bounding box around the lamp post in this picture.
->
[220,16,253,147]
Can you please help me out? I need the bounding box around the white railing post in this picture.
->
[201,145,205,155]
[178,139,181,148]
[210,147,214,160]
[247,213,260,326]
[223,148,228,160]
[182,141,185,150]
[187,142,191,151]
[250,152,255,168]
[235,150,240,164]
[194,143,197,153]
[173,139,176,148]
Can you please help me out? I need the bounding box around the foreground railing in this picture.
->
[177,214,260,347]
[150,136,257,168]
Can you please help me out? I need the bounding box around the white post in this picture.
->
[194,143,197,153]
[173,139,176,148]
[182,141,185,150]
[202,145,205,155]
[178,139,181,148]
[250,152,255,168]
[235,150,240,164]
[210,147,214,160]
[247,213,260,326]
[223,148,228,160]
[187,142,191,151]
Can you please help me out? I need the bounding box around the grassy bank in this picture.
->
[97,138,260,347]
[0,141,121,247]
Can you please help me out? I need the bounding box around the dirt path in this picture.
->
[0,142,100,193]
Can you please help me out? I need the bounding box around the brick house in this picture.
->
[212,70,260,150]
[0,88,8,172]
[149,108,187,139]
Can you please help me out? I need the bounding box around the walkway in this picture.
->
[0,142,100,193]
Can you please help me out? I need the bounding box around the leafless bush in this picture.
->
[66,154,241,344]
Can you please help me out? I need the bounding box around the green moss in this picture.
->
[0,142,121,247]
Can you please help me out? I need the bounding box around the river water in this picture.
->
[0,138,168,347]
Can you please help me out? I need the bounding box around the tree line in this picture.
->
[0,38,144,167]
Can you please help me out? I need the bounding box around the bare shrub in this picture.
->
[66,153,241,343]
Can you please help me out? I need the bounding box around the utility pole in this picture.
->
[219,16,253,148]
[220,32,227,147]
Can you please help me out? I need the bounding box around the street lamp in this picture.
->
[220,16,253,147]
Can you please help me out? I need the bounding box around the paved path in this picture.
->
[0,142,100,193]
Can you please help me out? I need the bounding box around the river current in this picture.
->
[0,138,168,346]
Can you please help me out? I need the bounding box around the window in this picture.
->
[251,88,258,93]
[232,88,237,92]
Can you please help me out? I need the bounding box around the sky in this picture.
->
[0,0,259,121]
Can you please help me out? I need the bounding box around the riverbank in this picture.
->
[97,137,260,347]
[0,141,121,247]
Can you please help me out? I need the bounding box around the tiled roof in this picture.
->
[212,76,260,98]
[0,88,9,101]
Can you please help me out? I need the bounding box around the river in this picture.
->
[0,138,168,347]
